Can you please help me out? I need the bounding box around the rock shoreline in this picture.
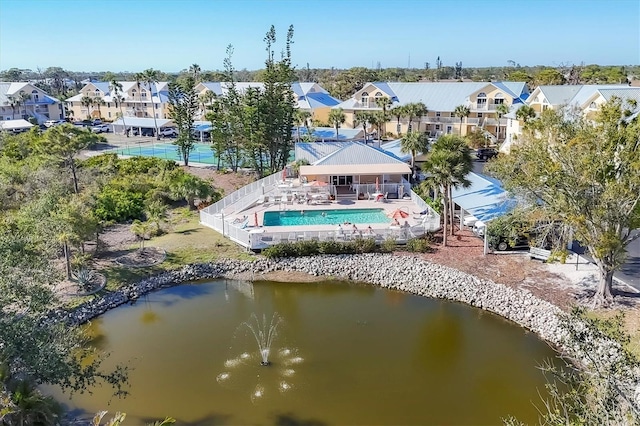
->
[49,253,566,344]
[46,253,640,407]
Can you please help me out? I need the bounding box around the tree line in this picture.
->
[2,63,637,103]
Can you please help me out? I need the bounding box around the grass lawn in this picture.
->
[95,208,252,294]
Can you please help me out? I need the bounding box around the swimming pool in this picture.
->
[263,208,391,226]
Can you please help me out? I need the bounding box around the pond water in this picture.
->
[49,279,559,425]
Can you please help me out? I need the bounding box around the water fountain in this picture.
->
[243,313,282,366]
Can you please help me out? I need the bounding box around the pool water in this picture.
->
[263,208,390,226]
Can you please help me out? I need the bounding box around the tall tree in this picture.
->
[36,124,102,193]
[80,95,94,120]
[422,135,473,245]
[189,63,202,82]
[5,95,19,119]
[495,103,509,140]
[294,109,312,141]
[110,80,129,136]
[142,69,161,140]
[328,108,346,140]
[400,130,428,175]
[487,99,640,307]
[17,91,31,120]
[168,77,199,166]
[404,102,428,133]
[354,110,374,142]
[515,104,536,125]
[454,104,471,135]
[390,105,406,135]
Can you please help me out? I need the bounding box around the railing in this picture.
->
[201,173,441,250]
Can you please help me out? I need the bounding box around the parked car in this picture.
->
[492,235,531,251]
[91,124,110,133]
[133,128,155,137]
[44,119,66,127]
[159,127,178,137]
[91,119,103,126]
[476,148,498,161]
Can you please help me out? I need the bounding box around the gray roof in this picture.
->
[534,86,584,106]
[0,82,61,105]
[569,84,631,108]
[295,141,406,166]
[596,87,640,103]
[335,81,529,112]
[313,142,406,166]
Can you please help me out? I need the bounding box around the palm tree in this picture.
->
[294,109,312,141]
[130,220,152,251]
[198,90,216,119]
[405,102,428,133]
[495,103,509,140]
[390,105,406,136]
[134,72,144,118]
[5,95,19,119]
[110,80,129,136]
[17,91,31,120]
[354,110,373,142]
[189,63,202,82]
[515,104,536,126]
[94,97,106,119]
[400,130,428,176]
[142,68,161,139]
[375,96,393,135]
[369,111,386,142]
[422,135,473,246]
[80,95,94,120]
[328,108,346,140]
[454,105,471,135]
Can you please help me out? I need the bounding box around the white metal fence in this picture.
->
[200,171,441,250]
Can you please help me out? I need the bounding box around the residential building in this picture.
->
[194,81,341,122]
[502,84,637,152]
[332,82,529,141]
[0,82,64,124]
[66,81,170,121]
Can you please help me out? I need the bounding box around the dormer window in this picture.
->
[589,102,597,109]
[361,91,369,106]
[477,92,487,109]
[31,90,39,101]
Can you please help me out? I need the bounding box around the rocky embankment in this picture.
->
[46,253,640,407]
[49,254,566,344]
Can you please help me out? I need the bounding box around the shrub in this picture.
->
[294,240,319,256]
[406,237,431,253]
[352,237,377,253]
[379,237,397,253]
[94,186,145,222]
[261,242,298,259]
[318,240,345,254]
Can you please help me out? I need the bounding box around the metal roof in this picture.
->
[295,126,363,141]
[596,87,640,103]
[300,163,410,176]
[295,141,344,163]
[569,85,631,108]
[451,172,515,222]
[313,142,406,166]
[380,139,412,162]
[111,117,174,128]
[297,92,341,109]
[0,119,33,130]
[334,82,529,112]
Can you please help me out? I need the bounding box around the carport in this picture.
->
[111,117,175,137]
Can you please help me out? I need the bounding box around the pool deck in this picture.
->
[226,180,428,236]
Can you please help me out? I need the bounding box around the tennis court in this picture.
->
[115,142,220,165]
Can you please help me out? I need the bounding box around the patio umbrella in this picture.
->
[310,180,328,187]
[254,212,259,228]
[375,177,380,192]
[387,208,409,219]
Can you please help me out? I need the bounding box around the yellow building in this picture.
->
[194,81,341,123]
[0,82,64,124]
[333,81,529,142]
[66,81,170,121]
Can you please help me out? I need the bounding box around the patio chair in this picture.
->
[318,232,327,241]
[366,192,374,200]
[382,192,389,203]
[288,233,297,242]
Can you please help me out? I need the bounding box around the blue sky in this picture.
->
[1,0,638,73]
